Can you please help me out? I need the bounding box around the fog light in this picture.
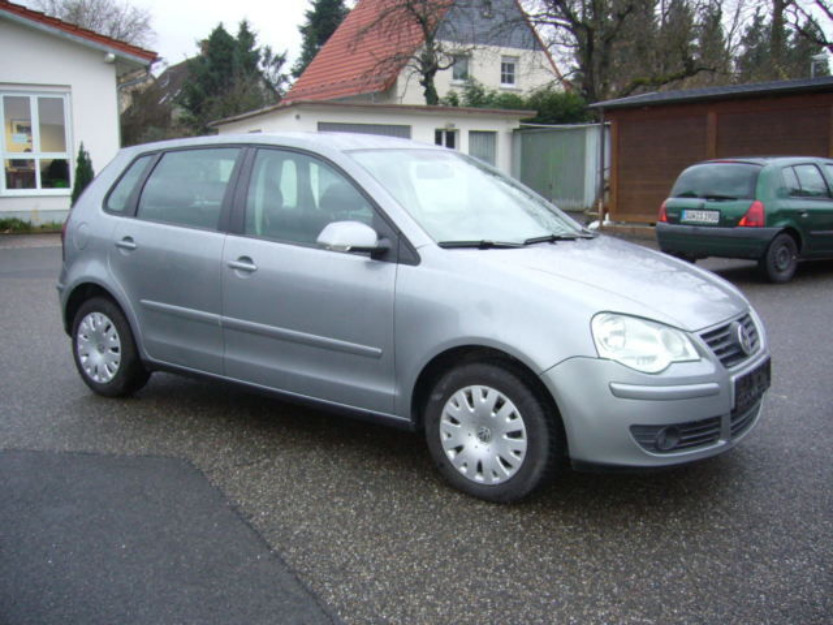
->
[655,426,681,451]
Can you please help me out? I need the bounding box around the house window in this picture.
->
[435,129,457,150]
[452,55,470,82]
[500,57,518,87]
[2,92,71,194]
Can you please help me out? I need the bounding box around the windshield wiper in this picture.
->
[523,232,594,245]
[703,194,739,201]
[438,240,524,249]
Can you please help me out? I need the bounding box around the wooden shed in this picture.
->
[591,76,833,224]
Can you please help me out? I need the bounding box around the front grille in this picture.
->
[701,313,760,368]
[631,417,721,454]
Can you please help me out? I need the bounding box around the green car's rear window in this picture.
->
[671,163,761,200]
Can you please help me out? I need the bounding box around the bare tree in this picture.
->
[523,0,746,102]
[31,0,154,48]
[354,0,458,105]
[787,0,833,51]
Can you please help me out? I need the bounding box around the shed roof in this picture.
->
[0,0,157,70]
[211,99,534,128]
[591,76,833,110]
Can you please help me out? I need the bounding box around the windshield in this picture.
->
[349,148,585,245]
[671,162,761,200]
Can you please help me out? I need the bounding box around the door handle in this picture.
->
[227,257,257,273]
[115,237,137,251]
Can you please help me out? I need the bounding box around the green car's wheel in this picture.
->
[759,233,798,283]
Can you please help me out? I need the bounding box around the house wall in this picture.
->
[606,92,833,223]
[0,19,121,224]
[394,44,557,106]
[215,105,526,174]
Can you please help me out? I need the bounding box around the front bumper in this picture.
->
[656,222,780,260]
[541,349,770,470]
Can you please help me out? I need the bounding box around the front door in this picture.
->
[782,163,833,256]
[221,148,397,414]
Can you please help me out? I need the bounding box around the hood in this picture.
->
[469,236,748,331]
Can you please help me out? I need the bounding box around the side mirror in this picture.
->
[317,221,389,257]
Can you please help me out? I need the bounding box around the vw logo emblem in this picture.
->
[732,322,753,356]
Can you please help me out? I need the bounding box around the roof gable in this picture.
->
[288,0,453,103]
[0,0,157,69]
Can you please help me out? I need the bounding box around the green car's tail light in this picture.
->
[658,200,668,223]
[739,201,765,227]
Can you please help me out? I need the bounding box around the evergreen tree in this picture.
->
[71,142,94,206]
[178,21,288,135]
[292,0,350,78]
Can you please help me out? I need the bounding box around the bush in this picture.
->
[71,142,95,207]
[440,82,592,124]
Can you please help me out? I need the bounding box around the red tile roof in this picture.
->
[286,0,454,102]
[0,0,157,64]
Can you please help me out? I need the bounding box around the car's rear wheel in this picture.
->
[72,297,150,397]
[424,361,561,503]
[759,233,798,283]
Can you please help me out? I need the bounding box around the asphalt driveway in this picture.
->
[1,234,831,624]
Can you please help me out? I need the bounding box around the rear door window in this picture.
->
[671,163,760,200]
[137,148,240,229]
[789,164,831,198]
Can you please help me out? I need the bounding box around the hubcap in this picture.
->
[439,385,528,485]
[775,245,793,271]
[76,312,122,383]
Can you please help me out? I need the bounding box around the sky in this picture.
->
[137,0,311,71]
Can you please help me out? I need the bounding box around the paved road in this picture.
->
[1,236,831,624]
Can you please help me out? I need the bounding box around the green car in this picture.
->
[657,157,833,282]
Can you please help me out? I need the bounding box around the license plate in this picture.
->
[734,359,771,415]
[682,209,720,224]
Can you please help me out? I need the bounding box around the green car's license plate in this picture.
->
[681,209,720,224]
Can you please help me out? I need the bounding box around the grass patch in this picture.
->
[0,218,63,234]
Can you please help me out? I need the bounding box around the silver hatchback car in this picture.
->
[59,133,771,502]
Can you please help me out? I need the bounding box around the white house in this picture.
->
[213,99,532,173]
[288,0,561,106]
[0,0,156,225]
[213,0,561,174]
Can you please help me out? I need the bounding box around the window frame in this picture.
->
[500,56,518,88]
[451,54,470,83]
[1,90,72,197]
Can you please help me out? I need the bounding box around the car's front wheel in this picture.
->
[72,297,150,397]
[424,361,561,503]
[759,233,798,283]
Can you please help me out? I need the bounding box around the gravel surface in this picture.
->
[2,239,831,624]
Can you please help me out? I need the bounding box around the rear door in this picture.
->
[108,147,241,373]
[782,163,833,256]
[221,148,398,414]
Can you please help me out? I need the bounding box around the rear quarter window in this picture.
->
[671,163,760,200]
[105,155,153,213]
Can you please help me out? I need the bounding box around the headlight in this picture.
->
[591,313,700,373]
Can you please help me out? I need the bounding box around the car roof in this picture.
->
[119,132,434,158]
[696,156,833,167]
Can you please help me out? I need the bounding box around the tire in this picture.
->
[759,233,798,283]
[71,297,150,397]
[424,361,561,503]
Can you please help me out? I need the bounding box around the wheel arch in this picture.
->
[63,282,128,335]
[410,346,567,448]
[770,225,803,254]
